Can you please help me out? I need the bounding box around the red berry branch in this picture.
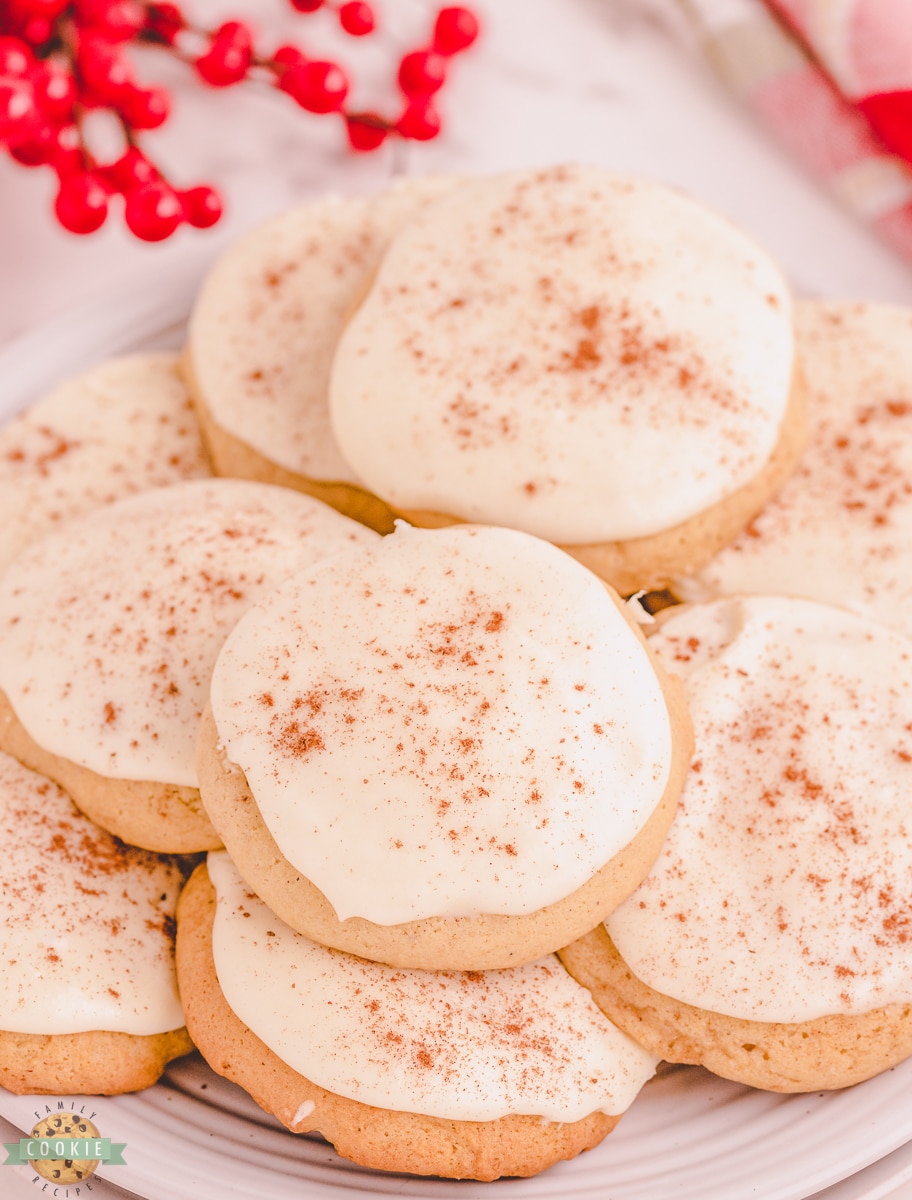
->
[0,1,480,241]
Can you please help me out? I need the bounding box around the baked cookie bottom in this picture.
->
[176,864,618,1181]
[0,1026,193,1096]
[397,366,808,596]
[558,924,912,1092]
[182,352,396,536]
[196,646,692,971]
[0,690,221,854]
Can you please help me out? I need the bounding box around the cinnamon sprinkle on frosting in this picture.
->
[609,595,912,1022]
[210,524,674,924]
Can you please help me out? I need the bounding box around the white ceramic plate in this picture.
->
[0,276,911,1200]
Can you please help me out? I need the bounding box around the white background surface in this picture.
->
[3,0,912,349]
[2,1,912,1197]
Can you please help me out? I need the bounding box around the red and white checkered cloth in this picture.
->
[679,0,912,262]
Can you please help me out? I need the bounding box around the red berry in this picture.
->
[124,179,183,241]
[220,20,254,50]
[17,123,81,175]
[143,3,182,44]
[271,44,306,71]
[119,82,169,129]
[9,115,82,172]
[14,122,84,175]
[49,124,84,177]
[0,77,39,145]
[432,6,479,55]
[8,118,56,165]
[280,60,348,113]
[33,62,77,123]
[339,2,374,36]
[0,36,33,76]
[397,50,446,97]
[22,16,53,46]
[10,0,64,49]
[181,185,222,229]
[54,171,108,234]
[289,0,323,10]
[195,21,253,88]
[77,32,133,101]
[10,0,67,36]
[396,98,441,141]
[344,112,388,151]
[12,0,68,18]
[74,0,145,40]
[105,145,158,192]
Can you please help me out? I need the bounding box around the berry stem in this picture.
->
[2,1,480,240]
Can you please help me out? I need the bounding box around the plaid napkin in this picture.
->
[678,0,912,262]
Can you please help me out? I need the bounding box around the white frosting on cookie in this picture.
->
[187,175,459,482]
[608,595,912,1023]
[208,852,657,1121]
[0,479,376,787]
[684,302,912,632]
[0,353,210,575]
[329,164,794,543]
[0,750,185,1035]
[209,523,674,924]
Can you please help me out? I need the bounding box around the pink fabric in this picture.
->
[681,0,912,264]
[753,68,886,177]
[875,202,912,259]
[769,0,912,97]
[849,0,912,95]
[764,0,912,163]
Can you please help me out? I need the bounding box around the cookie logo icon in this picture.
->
[3,1104,126,1186]
[28,1113,101,1184]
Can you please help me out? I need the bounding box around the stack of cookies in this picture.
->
[181,520,693,1179]
[0,353,210,1099]
[0,162,911,1183]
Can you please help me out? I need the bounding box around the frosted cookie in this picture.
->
[176,855,658,1180]
[198,523,693,970]
[679,302,912,632]
[329,164,806,593]
[184,175,458,533]
[0,353,210,574]
[0,750,192,1094]
[559,595,912,1092]
[0,478,377,853]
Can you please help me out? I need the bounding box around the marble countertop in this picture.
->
[2,0,912,352]
[1,3,911,1198]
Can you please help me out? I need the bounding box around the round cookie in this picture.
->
[183,174,458,533]
[329,164,806,593]
[0,749,192,1095]
[679,301,912,632]
[0,352,210,575]
[559,595,912,1092]
[176,855,659,1181]
[0,478,377,852]
[198,522,693,970]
